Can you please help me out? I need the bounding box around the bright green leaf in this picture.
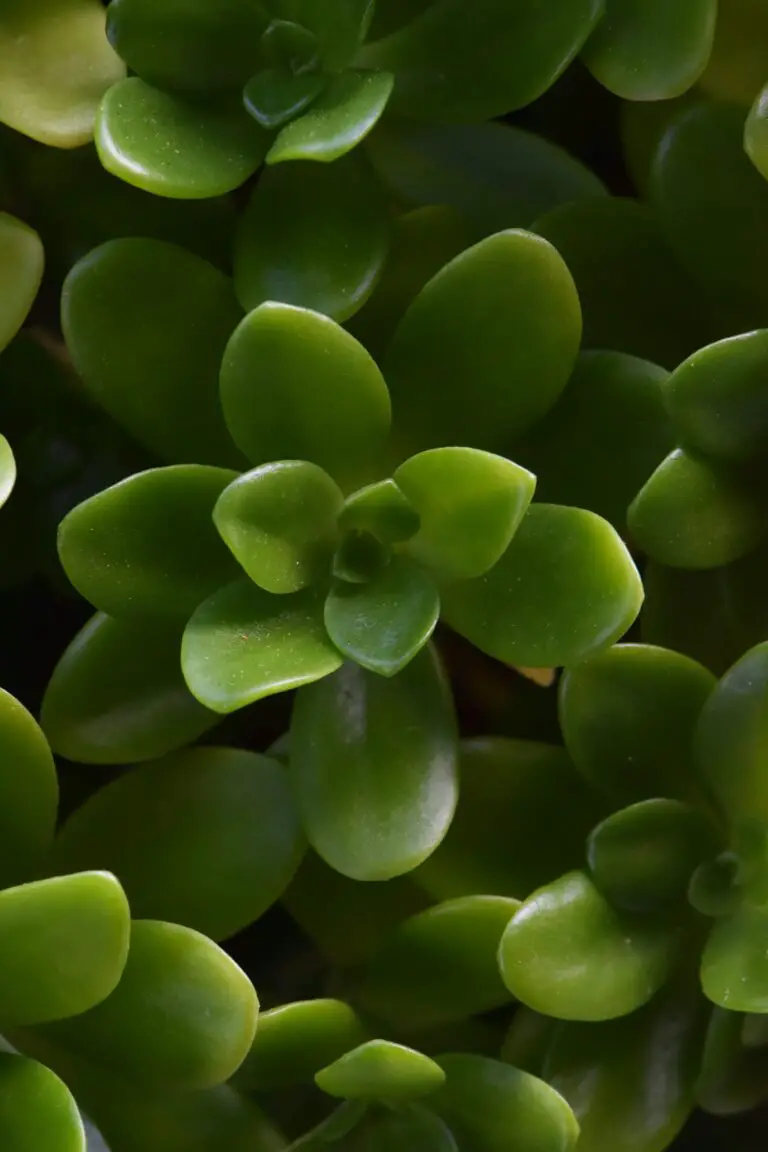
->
[701,906,768,1013]
[268,71,393,164]
[0,1053,85,1152]
[0,214,44,353]
[316,1040,445,1101]
[0,434,16,510]
[0,687,57,889]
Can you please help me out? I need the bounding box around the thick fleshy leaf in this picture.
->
[694,642,768,824]
[106,0,269,93]
[582,0,716,99]
[233,999,367,1092]
[0,434,16,509]
[385,231,581,456]
[268,71,394,164]
[747,81,768,182]
[341,1106,458,1152]
[414,738,605,902]
[233,156,390,322]
[619,94,699,198]
[41,613,218,765]
[358,896,518,1029]
[442,504,643,669]
[696,1007,768,1115]
[0,0,125,147]
[182,579,342,713]
[57,466,239,622]
[316,1040,444,1101]
[663,331,768,465]
[501,1008,557,1076]
[291,1101,367,1150]
[699,0,768,105]
[289,646,458,880]
[0,214,44,353]
[244,69,326,131]
[220,304,391,491]
[510,351,673,531]
[545,981,707,1152]
[0,872,129,1027]
[559,643,716,803]
[96,78,269,198]
[701,906,768,1012]
[628,448,764,569]
[532,198,709,369]
[214,463,344,595]
[41,920,258,1092]
[338,480,420,544]
[272,0,374,71]
[324,557,439,676]
[431,1055,579,1152]
[51,747,304,942]
[360,0,603,122]
[498,871,678,1021]
[587,799,720,913]
[62,238,244,465]
[0,688,57,889]
[394,448,535,581]
[0,1053,85,1152]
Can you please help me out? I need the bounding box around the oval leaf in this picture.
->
[0,1053,85,1152]
[696,1006,768,1116]
[0,687,57,889]
[0,213,44,353]
[244,68,326,130]
[316,1040,445,1101]
[268,70,394,164]
[289,646,458,880]
[701,906,768,1013]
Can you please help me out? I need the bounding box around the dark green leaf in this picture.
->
[268,71,394,164]
[0,687,57,889]
[244,69,326,131]
[342,1106,458,1152]
[697,1007,768,1115]
[0,1053,85,1152]
[271,0,374,71]
[501,1008,557,1077]
[0,212,44,352]
[746,81,768,181]
[338,480,420,544]
[316,1040,445,1101]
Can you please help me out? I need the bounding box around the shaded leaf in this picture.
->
[0,213,44,353]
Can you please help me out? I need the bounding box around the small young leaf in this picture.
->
[394,447,536,580]
[244,68,326,130]
[220,303,391,491]
[701,906,768,1013]
[315,1040,445,1101]
[0,687,57,890]
[338,480,420,544]
[0,213,44,353]
[272,0,374,71]
[267,71,394,164]
[214,462,344,594]
[0,1053,85,1152]
[324,556,440,676]
[290,647,458,880]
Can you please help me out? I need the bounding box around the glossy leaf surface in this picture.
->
[0,688,57,889]
[182,580,342,713]
[51,747,303,941]
[385,231,581,456]
[0,435,16,511]
[701,906,768,1013]
[62,238,244,465]
[0,214,44,353]
[442,504,643,669]
[338,480,420,544]
[58,465,239,621]
[696,1007,768,1115]
[0,1053,85,1152]
[220,304,391,492]
[233,157,390,322]
[746,81,768,181]
[559,643,716,803]
[498,871,677,1021]
[244,68,325,131]
[96,79,268,198]
[316,1040,445,1101]
[268,71,394,164]
[290,647,458,880]
[0,872,129,1026]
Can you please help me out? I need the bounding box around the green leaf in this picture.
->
[41,920,258,1092]
[431,1055,579,1152]
[272,0,374,71]
[510,351,674,531]
[62,238,244,466]
[106,0,269,93]
[531,198,709,369]
[50,747,304,942]
[628,448,764,569]
[289,646,458,881]
[0,872,129,1027]
[357,896,519,1029]
[57,465,240,622]
[0,0,125,147]
[394,448,536,581]
[244,69,326,131]
[498,871,678,1021]
[501,1008,558,1077]
[701,906,768,1012]
[663,330,768,465]
[332,530,390,584]
[367,120,606,241]
[338,480,420,544]
[746,82,768,182]
[315,1040,445,1102]
[182,579,343,713]
[0,434,16,509]
[214,463,344,595]
[268,71,393,165]
[342,1107,458,1152]
[0,213,44,353]
[385,231,581,456]
[582,0,717,100]
[96,78,269,198]
[260,17,319,72]
[233,154,390,322]
[360,0,604,122]
[324,557,439,676]
[413,738,605,903]
[0,687,57,889]
[220,303,391,491]
[544,981,707,1152]
[290,1100,368,1150]
[0,1053,85,1152]
[40,613,219,766]
[696,1007,768,1115]
[442,504,643,669]
[694,641,768,824]
[559,643,716,803]
[233,999,367,1092]
[587,799,720,913]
